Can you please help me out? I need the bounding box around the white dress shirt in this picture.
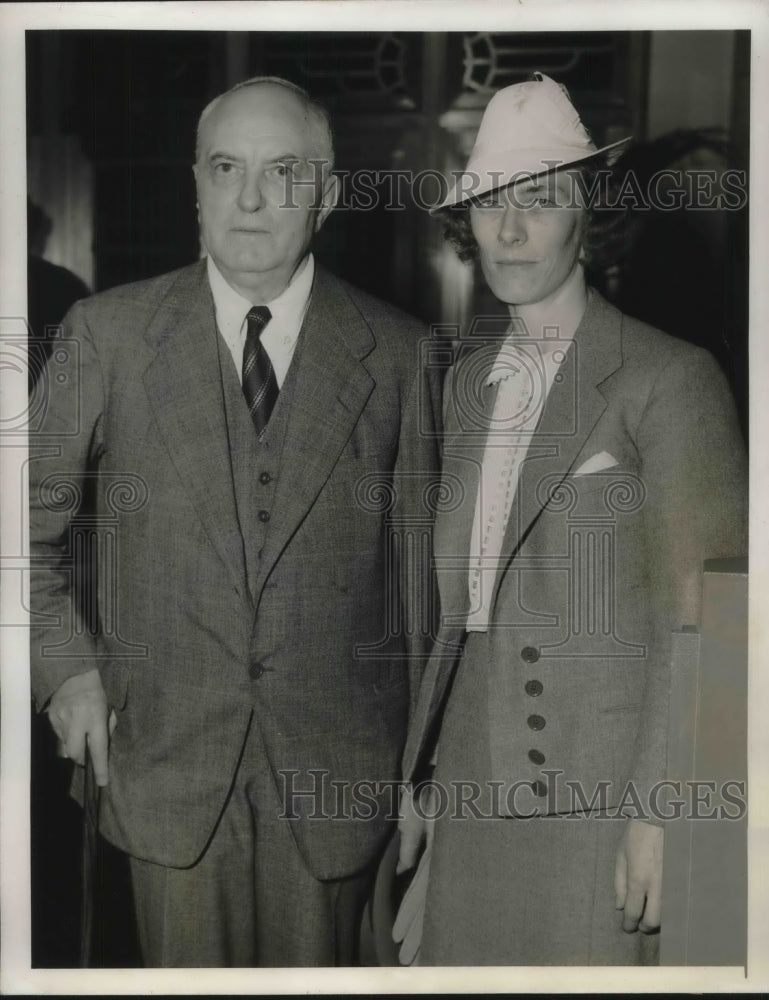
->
[466,335,572,631]
[206,253,315,388]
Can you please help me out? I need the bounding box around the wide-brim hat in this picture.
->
[434,72,631,212]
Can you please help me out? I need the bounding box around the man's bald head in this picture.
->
[195,76,335,172]
[192,74,339,304]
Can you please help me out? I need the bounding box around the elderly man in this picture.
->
[30,76,440,967]
[395,73,746,965]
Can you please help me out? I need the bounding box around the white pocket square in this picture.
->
[573,451,619,476]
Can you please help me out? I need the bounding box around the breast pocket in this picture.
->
[566,467,646,521]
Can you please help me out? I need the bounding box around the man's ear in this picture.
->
[192,163,200,219]
[315,172,340,234]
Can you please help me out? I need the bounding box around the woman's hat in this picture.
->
[435,72,631,211]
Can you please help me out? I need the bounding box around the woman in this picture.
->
[394,73,747,965]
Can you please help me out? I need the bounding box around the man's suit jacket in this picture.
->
[402,289,746,815]
[29,260,441,880]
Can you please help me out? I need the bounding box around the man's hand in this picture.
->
[614,818,664,933]
[46,668,116,787]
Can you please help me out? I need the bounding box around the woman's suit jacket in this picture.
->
[403,289,747,816]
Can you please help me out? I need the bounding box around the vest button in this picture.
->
[528,748,546,765]
[258,509,270,523]
[259,471,272,485]
[525,679,543,697]
[531,779,548,798]
[527,714,546,731]
[521,646,540,663]
[249,661,265,680]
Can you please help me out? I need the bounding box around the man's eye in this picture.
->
[213,161,237,175]
[273,163,295,178]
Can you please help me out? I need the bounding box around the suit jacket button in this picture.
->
[521,646,540,663]
[525,679,543,697]
[258,509,270,523]
[259,471,272,485]
[528,748,546,765]
[531,779,548,798]
[527,714,546,731]
[249,661,265,680]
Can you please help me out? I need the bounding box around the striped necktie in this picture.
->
[242,306,278,439]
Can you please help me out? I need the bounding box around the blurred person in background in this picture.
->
[605,128,748,437]
[27,196,90,389]
[27,195,91,965]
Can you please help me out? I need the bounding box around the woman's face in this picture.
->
[469,170,586,308]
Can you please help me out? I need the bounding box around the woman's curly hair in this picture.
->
[440,159,633,279]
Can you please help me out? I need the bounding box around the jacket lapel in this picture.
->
[141,261,248,602]
[489,290,623,612]
[402,346,499,777]
[434,343,501,625]
[253,267,376,603]
[405,292,624,780]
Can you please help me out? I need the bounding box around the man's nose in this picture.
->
[497,204,527,246]
[237,168,264,213]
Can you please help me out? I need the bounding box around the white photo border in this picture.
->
[2,1,767,994]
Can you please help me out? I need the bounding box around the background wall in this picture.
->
[647,31,736,138]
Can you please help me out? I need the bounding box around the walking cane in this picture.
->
[79,740,100,968]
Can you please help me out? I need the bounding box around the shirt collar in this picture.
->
[206,252,315,340]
